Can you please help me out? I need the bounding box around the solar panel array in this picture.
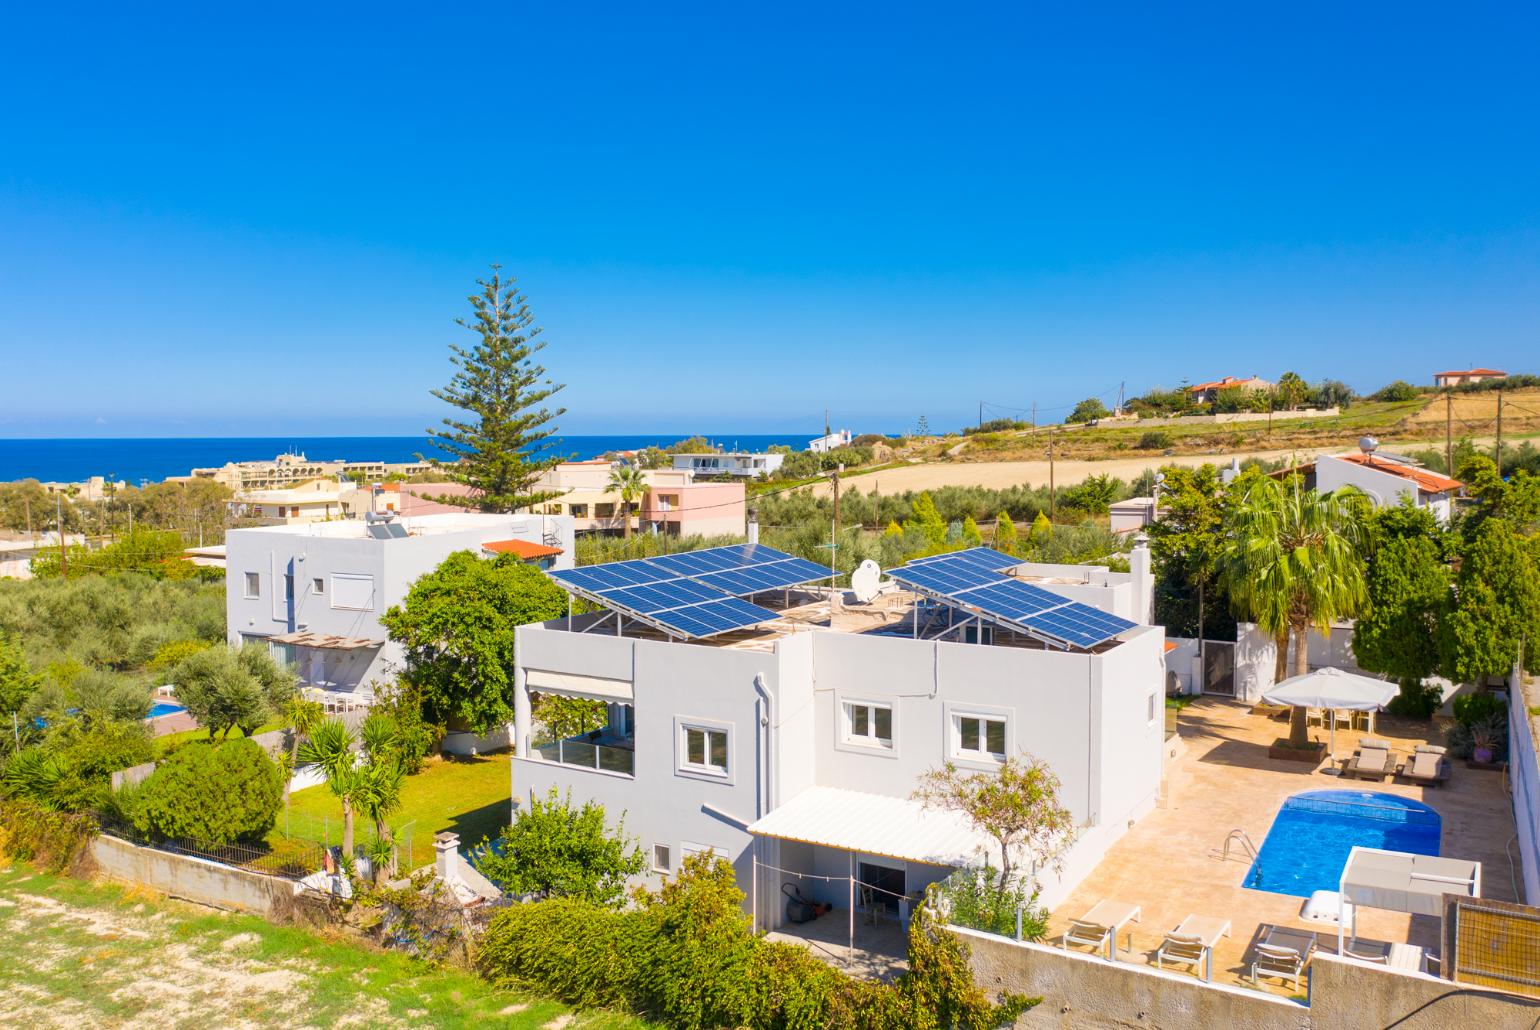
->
[887,551,1137,649]
[549,544,833,639]
[906,546,1022,572]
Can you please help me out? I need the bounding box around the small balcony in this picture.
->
[535,729,635,777]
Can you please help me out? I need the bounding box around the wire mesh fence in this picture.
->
[1446,895,1540,997]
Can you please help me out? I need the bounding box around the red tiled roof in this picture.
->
[482,539,564,559]
[379,482,401,492]
[1433,368,1506,377]
[1188,375,1257,393]
[1334,452,1461,493]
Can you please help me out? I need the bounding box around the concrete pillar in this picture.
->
[433,831,461,885]
[513,665,530,758]
[1129,534,1154,626]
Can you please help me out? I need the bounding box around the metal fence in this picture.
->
[1445,894,1540,998]
[100,819,328,881]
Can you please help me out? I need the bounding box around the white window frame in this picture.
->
[1147,692,1158,727]
[836,695,898,757]
[652,843,672,874]
[312,577,325,595]
[243,571,260,599]
[945,703,1011,767]
[675,717,733,783]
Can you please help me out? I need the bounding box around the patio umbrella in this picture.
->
[1262,667,1398,765]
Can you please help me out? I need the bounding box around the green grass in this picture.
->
[0,863,650,1029]
[154,716,286,757]
[278,751,514,869]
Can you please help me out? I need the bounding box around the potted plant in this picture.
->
[1471,716,1502,765]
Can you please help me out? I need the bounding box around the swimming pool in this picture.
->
[1245,790,1441,898]
[147,701,187,719]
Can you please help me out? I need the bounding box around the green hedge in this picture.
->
[478,853,1034,1030]
[128,738,283,843]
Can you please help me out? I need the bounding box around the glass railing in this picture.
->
[535,737,635,776]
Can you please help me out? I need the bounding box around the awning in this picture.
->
[1262,667,1397,711]
[268,631,382,651]
[524,668,633,702]
[1341,847,1481,917]
[747,786,992,867]
[483,539,564,560]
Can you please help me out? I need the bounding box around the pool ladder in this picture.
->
[1221,829,1259,863]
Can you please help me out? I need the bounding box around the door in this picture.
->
[1203,640,1236,696]
[858,861,905,915]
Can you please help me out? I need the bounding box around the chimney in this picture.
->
[1130,533,1154,625]
[433,831,461,885]
[746,506,759,545]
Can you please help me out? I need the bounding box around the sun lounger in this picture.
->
[1061,900,1142,960]
[1344,742,1393,781]
[1155,915,1231,982]
[1400,744,1452,787]
[1251,926,1317,989]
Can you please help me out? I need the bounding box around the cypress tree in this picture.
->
[425,267,566,512]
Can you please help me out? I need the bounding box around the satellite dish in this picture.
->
[850,560,881,604]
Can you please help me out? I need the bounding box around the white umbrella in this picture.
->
[1262,667,1398,767]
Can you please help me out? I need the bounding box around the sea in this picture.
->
[0,434,817,486]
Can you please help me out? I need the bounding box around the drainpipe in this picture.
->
[753,673,774,817]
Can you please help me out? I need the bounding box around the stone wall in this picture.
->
[89,834,312,920]
[1308,953,1540,1027]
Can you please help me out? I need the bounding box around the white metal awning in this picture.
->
[747,786,992,868]
[1341,847,1481,916]
[524,668,634,702]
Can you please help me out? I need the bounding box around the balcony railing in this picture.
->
[535,735,635,776]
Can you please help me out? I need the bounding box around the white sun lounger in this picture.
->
[1251,926,1317,989]
[1062,900,1142,960]
[1155,915,1232,982]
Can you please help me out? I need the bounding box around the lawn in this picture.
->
[277,751,514,869]
[154,716,287,757]
[0,864,650,1029]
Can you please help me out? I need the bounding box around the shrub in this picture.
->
[933,865,1047,940]
[476,788,644,907]
[0,795,97,871]
[129,738,283,843]
[1371,380,1421,402]
[1385,679,1444,719]
[1452,691,1506,727]
[1136,430,1174,450]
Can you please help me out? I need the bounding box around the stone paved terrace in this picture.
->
[1047,696,1521,997]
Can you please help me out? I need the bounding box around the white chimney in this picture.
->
[746,507,759,545]
[433,831,461,885]
[1130,533,1154,626]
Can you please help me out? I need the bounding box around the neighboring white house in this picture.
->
[1313,449,1461,524]
[225,512,575,715]
[509,544,1163,927]
[808,429,853,453]
[1432,368,1506,388]
[1108,497,1158,535]
[670,452,785,478]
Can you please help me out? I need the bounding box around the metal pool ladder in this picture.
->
[1222,829,1259,863]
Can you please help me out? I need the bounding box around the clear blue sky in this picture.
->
[2,3,1537,437]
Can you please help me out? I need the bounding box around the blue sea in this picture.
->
[0,434,816,485]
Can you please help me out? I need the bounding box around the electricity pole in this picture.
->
[1031,401,1036,430]
[828,464,843,608]
[1495,387,1503,471]
[56,491,66,578]
[978,400,983,431]
[1047,427,1056,521]
[1445,389,1453,475]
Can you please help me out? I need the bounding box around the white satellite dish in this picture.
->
[850,559,882,603]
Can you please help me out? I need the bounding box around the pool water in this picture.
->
[147,701,187,719]
[1245,790,1441,898]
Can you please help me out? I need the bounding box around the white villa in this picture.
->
[510,543,1164,929]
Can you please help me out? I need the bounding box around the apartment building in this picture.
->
[225,511,574,718]
[185,452,430,492]
[527,461,747,536]
[510,544,1163,927]
[233,479,350,524]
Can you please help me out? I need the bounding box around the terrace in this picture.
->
[1045,696,1519,996]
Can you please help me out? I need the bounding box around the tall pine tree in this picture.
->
[426,267,566,512]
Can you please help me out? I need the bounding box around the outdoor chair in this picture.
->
[1251,926,1317,990]
[1155,915,1231,982]
[1061,900,1142,960]
[1400,744,1452,787]
[1344,742,1393,781]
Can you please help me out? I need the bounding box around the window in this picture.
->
[330,573,375,611]
[682,725,728,775]
[953,713,1007,761]
[244,572,260,598]
[1147,693,1158,726]
[652,843,672,874]
[284,573,295,602]
[313,577,324,594]
[842,701,893,749]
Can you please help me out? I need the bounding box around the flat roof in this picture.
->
[230,512,545,539]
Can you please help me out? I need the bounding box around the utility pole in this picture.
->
[824,408,830,440]
[828,464,843,608]
[56,491,66,578]
[1047,427,1056,521]
[1445,389,1453,475]
[1495,387,1503,471]
[24,497,32,550]
[1031,401,1036,430]
[978,400,984,431]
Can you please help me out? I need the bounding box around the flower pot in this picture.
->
[1473,746,1494,764]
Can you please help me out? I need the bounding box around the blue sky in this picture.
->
[2,2,1537,437]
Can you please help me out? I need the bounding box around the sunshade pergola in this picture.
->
[1262,667,1398,762]
[1337,846,1481,955]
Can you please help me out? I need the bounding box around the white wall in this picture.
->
[1508,670,1540,904]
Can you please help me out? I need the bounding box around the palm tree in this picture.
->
[282,694,325,801]
[1222,478,1367,748]
[299,718,360,865]
[606,463,647,539]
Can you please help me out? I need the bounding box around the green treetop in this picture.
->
[994,511,1018,555]
[1352,504,1451,690]
[425,267,567,513]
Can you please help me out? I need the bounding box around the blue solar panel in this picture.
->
[962,579,1072,620]
[549,559,673,593]
[886,561,1004,595]
[647,545,832,596]
[599,579,728,614]
[1023,606,1137,648]
[907,547,1021,572]
[651,596,780,638]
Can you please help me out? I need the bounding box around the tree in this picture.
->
[1065,398,1110,424]
[960,515,983,547]
[1222,479,1367,747]
[1274,371,1307,410]
[354,712,408,879]
[478,787,644,907]
[1309,379,1355,410]
[912,756,1075,881]
[1371,380,1421,403]
[424,267,567,513]
[1147,465,1229,642]
[0,636,41,717]
[381,551,568,735]
[172,644,293,740]
[129,738,283,843]
[1352,505,1450,703]
[607,463,647,539]
[1059,474,1118,515]
[281,693,325,800]
[1029,511,1052,543]
[299,718,361,863]
[1440,519,1540,681]
[903,493,947,551]
[993,511,1018,556]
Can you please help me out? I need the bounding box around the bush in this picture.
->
[1136,430,1174,450]
[1385,680,1444,719]
[1065,398,1110,424]
[1371,380,1421,402]
[933,865,1047,940]
[1452,691,1506,727]
[129,738,283,843]
[0,795,97,871]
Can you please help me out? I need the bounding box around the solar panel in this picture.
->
[885,561,1004,596]
[648,545,833,596]
[650,596,780,638]
[906,547,1021,572]
[549,558,673,593]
